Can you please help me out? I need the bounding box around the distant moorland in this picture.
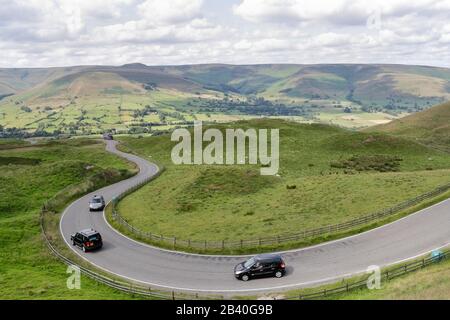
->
[1,63,450,137]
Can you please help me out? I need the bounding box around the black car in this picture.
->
[103,133,114,140]
[234,254,286,281]
[71,229,103,252]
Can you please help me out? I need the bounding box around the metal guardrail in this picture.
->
[112,177,450,250]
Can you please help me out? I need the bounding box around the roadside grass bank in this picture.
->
[112,119,450,253]
[0,138,142,299]
[334,256,450,300]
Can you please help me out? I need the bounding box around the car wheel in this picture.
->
[72,241,75,246]
[241,274,250,281]
[275,271,283,278]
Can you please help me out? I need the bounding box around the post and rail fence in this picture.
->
[111,178,450,251]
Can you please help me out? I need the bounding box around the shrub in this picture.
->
[330,155,403,172]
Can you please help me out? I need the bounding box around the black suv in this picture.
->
[71,229,103,252]
[234,254,286,281]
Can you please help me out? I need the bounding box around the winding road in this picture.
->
[60,140,450,295]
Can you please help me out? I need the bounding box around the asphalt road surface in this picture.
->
[60,140,450,295]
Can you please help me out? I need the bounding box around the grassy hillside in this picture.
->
[0,66,89,96]
[338,257,450,300]
[369,101,450,150]
[116,119,450,245]
[1,64,450,134]
[0,138,138,299]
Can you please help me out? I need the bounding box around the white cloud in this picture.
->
[233,0,350,24]
[233,0,450,25]
[138,0,204,25]
[0,0,449,68]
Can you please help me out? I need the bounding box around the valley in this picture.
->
[1,64,449,137]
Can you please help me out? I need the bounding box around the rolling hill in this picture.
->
[116,118,450,244]
[370,100,450,150]
[1,63,450,135]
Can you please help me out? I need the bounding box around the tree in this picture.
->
[20,106,32,113]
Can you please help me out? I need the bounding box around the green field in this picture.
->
[116,119,450,244]
[0,138,138,299]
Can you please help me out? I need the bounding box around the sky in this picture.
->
[0,0,449,68]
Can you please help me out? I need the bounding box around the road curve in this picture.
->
[60,140,450,295]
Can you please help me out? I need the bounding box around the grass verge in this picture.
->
[106,187,450,255]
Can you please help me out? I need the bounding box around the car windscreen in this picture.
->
[243,257,256,268]
[91,198,102,203]
[88,234,101,241]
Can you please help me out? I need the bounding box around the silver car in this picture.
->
[89,195,105,212]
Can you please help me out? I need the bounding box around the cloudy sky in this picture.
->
[1,0,449,68]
